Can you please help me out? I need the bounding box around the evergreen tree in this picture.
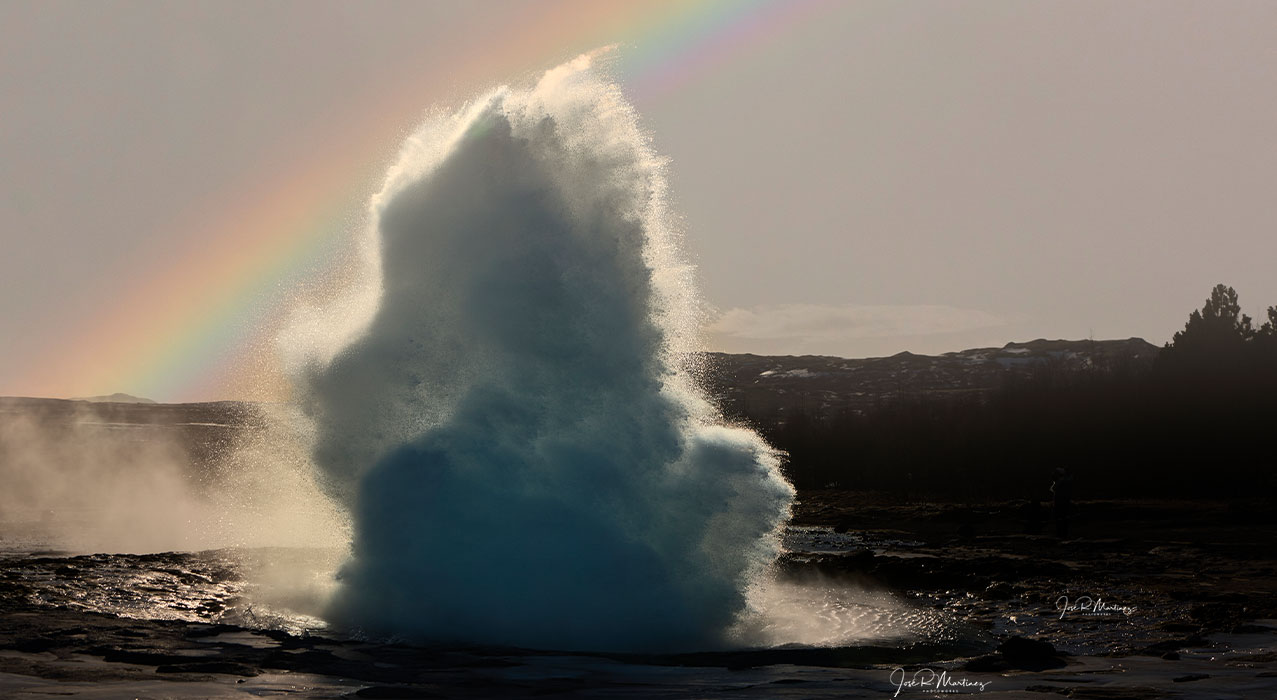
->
[1260,306,1277,339]
[1159,284,1254,375]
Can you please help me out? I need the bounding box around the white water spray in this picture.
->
[289,53,794,652]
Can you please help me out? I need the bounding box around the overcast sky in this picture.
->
[3,1,1277,397]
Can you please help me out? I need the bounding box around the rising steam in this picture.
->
[0,400,343,555]
[288,53,794,652]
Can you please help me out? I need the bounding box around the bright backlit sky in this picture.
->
[3,1,1276,399]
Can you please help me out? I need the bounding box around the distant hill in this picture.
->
[72,393,156,404]
[700,338,1160,419]
[0,396,263,472]
[6,338,1159,427]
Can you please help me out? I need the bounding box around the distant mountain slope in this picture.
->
[72,393,156,404]
[0,396,265,472]
[700,338,1159,418]
[0,396,257,425]
[1,338,1160,430]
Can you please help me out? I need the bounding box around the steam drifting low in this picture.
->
[293,54,793,652]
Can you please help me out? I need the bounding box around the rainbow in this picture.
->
[22,0,835,402]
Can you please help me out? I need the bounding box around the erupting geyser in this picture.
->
[293,53,794,652]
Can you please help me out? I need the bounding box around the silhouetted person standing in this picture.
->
[1051,467,1073,537]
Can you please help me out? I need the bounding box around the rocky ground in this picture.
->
[790,493,1277,654]
[0,495,1273,698]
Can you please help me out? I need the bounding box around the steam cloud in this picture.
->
[293,55,794,652]
[0,405,214,553]
[0,400,345,556]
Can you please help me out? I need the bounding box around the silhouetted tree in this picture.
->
[1167,284,1251,350]
[1258,306,1277,343]
[1254,306,1277,379]
[714,284,1277,501]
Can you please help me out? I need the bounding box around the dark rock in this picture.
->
[156,661,259,677]
[1200,591,1248,604]
[1023,686,1069,696]
[1230,623,1272,634]
[355,687,443,698]
[1172,673,1210,682]
[1064,688,1167,699]
[964,654,1009,672]
[1190,602,1244,627]
[1139,636,1205,655]
[844,548,876,566]
[984,582,1014,600]
[183,623,239,638]
[262,648,339,672]
[197,600,225,613]
[86,644,207,667]
[257,628,295,643]
[1233,652,1277,663]
[996,636,1066,671]
[13,638,59,653]
[1160,651,1180,660]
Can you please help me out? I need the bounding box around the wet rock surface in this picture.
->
[0,496,1274,697]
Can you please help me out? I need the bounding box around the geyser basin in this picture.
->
[294,53,794,652]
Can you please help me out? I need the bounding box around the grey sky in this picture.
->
[3,1,1276,397]
[648,1,1277,356]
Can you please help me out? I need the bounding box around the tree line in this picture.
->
[735,284,1277,500]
